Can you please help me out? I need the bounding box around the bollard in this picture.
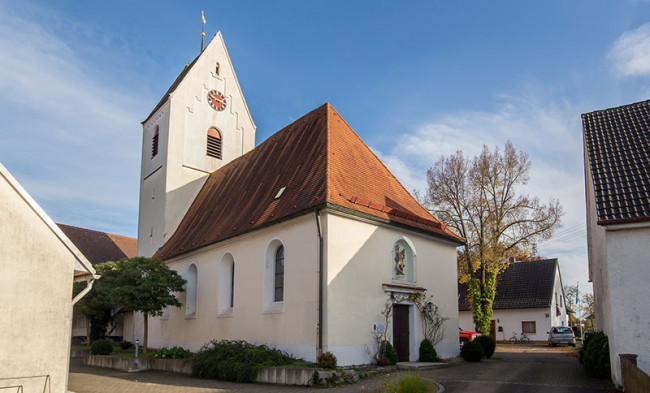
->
[135,339,139,358]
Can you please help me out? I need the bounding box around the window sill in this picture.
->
[263,301,284,314]
[218,308,234,318]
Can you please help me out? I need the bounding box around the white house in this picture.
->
[0,163,98,393]
[582,99,650,385]
[58,223,137,342]
[458,259,569,343]
[131,32,465,365]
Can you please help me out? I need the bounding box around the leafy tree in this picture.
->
[426,142,562,334]
[72,262,118,343]
[103,257,186,352]
[581,292,595,331]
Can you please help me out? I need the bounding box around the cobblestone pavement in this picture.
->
[68,345,615,393]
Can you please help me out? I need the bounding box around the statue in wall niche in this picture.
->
[394,244,405,277]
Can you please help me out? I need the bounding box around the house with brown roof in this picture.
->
[458,259,569,343]
[583,99,650,384]
[57,224,137,342]
[132,32,464,365]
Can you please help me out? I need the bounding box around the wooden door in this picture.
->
[393,304,410,362]
[490,320,496,341]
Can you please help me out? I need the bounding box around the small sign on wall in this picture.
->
[372,323,386,334]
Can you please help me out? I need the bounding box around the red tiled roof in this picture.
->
[57,224,137,264]
[155,104,463,260]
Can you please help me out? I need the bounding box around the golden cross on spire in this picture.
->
[201,11,206,52]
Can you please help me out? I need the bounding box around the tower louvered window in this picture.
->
[207,128,222,159]
[152,126,159,158]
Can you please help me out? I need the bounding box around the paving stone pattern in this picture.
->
[68,346,615,393]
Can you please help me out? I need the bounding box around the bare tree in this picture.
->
[426,141,562,334]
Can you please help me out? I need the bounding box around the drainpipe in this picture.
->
[72,275,99,305]
[315,210,324,355]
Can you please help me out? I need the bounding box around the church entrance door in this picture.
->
[393,304,410,362]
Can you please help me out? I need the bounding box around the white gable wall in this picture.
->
[323,211,461,365]
[603,225,650,384]
[0,165,94,393]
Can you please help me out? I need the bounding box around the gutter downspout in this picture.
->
[315,210,324,355]
[72,275,99,306]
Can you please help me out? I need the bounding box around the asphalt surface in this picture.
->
[68,345,616,393]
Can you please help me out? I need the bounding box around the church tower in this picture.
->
[137,32,256,257]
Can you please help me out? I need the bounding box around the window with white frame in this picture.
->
[218,253,235,315]
[263,239,285,312]
[185,263,198,318]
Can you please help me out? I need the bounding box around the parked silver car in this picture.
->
[547,326,576,347]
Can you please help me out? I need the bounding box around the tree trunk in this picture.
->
[143,313,148,354]
[85,316,91,345]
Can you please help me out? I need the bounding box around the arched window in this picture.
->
[207,128,222,159]
[152,126,159,158]
[215,62,220,76]
[274,245,285,302]
[263,239,285,312]
[185,263,198,317]
[218,253,235,315]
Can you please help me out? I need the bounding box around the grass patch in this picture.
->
[376,373,435,393]
[490,355,503,360]
[281,362,316,368]
[112,351,158,358]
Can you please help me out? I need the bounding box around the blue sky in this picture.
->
[2,0,650,295]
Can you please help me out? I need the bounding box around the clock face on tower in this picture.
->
[207,90,226,111]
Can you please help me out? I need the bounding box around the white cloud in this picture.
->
[608,22,650,77]
[0,3,147,236]
[377,85,592,292]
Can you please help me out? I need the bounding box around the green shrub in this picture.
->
[191,340,298,382]
[474,335,496,358]
[579,332,596,364]
[378,373,430,393]
[379,341,398,365]
[418,339,438,362]
[91,339,113,355]
[118,340,133,350]
[155,346,192,359]
[317,351,337,369]
[581,331,610,378]
[460,340,484,362]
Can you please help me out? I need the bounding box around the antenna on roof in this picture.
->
[201,10,206,52]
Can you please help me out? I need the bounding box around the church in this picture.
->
[130,32,464,365]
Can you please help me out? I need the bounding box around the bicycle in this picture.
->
[509,331,530,344]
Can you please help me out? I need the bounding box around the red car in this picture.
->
[459,327,482,344]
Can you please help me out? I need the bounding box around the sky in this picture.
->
[2,0,650,297]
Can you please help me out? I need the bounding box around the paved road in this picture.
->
[68,345,616,393]
[421,346,615,393]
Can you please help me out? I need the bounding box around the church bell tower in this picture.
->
[137,32,256,257]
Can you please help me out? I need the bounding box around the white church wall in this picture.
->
[0,166,79,393]
[323,211,460,366]
[147,214,320,362]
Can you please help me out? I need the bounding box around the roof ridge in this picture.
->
[325,103,332,204]
[581,98,650,119]
[57,222,135,240]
